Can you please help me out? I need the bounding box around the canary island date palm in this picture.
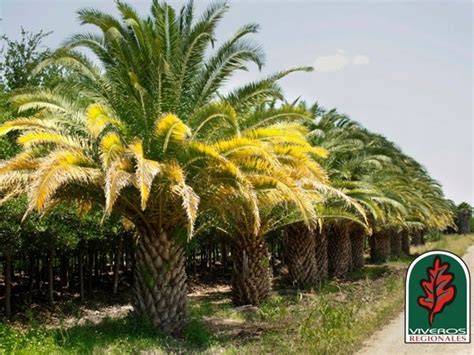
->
[0,0,315,333]
[206,104,332,304]
[304,103,452,270]
[305,104,382,276]
[272,102,370,283]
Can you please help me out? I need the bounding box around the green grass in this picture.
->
[1,234,472,354]
[412,233,474,256]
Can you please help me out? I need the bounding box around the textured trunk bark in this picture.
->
[369,232,390,263]
[401,230,410,256]
[411,230,422,246]
[231,234,272,305]
[351,231,366,270]
[113,236,123,294]
[133,228,187,335]
[420,230,426,245]
[5,246,12,318]
[315,228,328,281]
[390,233,402,259]
[457,211,471,234]
[285,224,318,286]
[327,224,352,278]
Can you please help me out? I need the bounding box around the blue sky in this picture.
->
[1,0,472,204]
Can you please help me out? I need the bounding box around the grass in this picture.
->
[412,232,474,256]
[1,233,472,354]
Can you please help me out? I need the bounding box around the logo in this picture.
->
[405,250,470,343]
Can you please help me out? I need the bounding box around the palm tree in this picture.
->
[456,202,472,234]
[305,105,378,276]
[210,104,330,303]
[305,102,454,269]
[0,1,314,333]
[285,222,319,286]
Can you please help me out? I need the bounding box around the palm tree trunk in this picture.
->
[327,224,352,278]
[390,233,402,259]
[369,231,390,263]
[420,230,426,245]
[401,230,410,255]
[315,228,328,281]
[411,229,424,246]
[133,228,187,335]
[285,224,318,286]
[231,234,272,305]
[457,211,471,234]
[351,230,366,270]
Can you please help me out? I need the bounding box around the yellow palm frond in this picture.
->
[0,171,31,203]
[17,131,83,149]
[310,146,329,158]
[247,174,279,189]
[0,150,40,174]
[100,132,125,168]
[242,126,309,146]
[129,139,161,210]
[211,137,261,154]
[235,157,273,173]
[171,182,200,237]
[186,141,221,160]
[160,162,200,236]
[105,157,134,214]
[273,146,328,181]
[154,113,191,151]
[190,102,238,139]
[0,118,57,135]
[28,150,101,212]
[186,142,242,180]
[86,103,122,138]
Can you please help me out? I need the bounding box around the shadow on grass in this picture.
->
[45,313,217,353]
[347,265,390,281]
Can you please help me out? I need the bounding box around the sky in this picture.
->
[1,0,472,205]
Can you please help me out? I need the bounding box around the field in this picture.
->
[1,234,472,354]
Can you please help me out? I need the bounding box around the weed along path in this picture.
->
[357,245,474,355]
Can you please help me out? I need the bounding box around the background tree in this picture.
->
[456,202,472,234]
[0,29,63,91]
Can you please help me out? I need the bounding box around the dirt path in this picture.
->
[357,245,474,355]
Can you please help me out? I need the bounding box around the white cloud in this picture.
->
[313,52,371,72]
[353,54,371,65]
[314,53,350,72]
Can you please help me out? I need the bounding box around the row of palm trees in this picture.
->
[0,1,453,334]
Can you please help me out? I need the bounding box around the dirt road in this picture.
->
[357,245,474,355]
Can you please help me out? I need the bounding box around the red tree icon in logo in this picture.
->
[418,257,456,326]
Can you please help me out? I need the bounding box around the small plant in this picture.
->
[183,319,216,348]
[426,230,443,242]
